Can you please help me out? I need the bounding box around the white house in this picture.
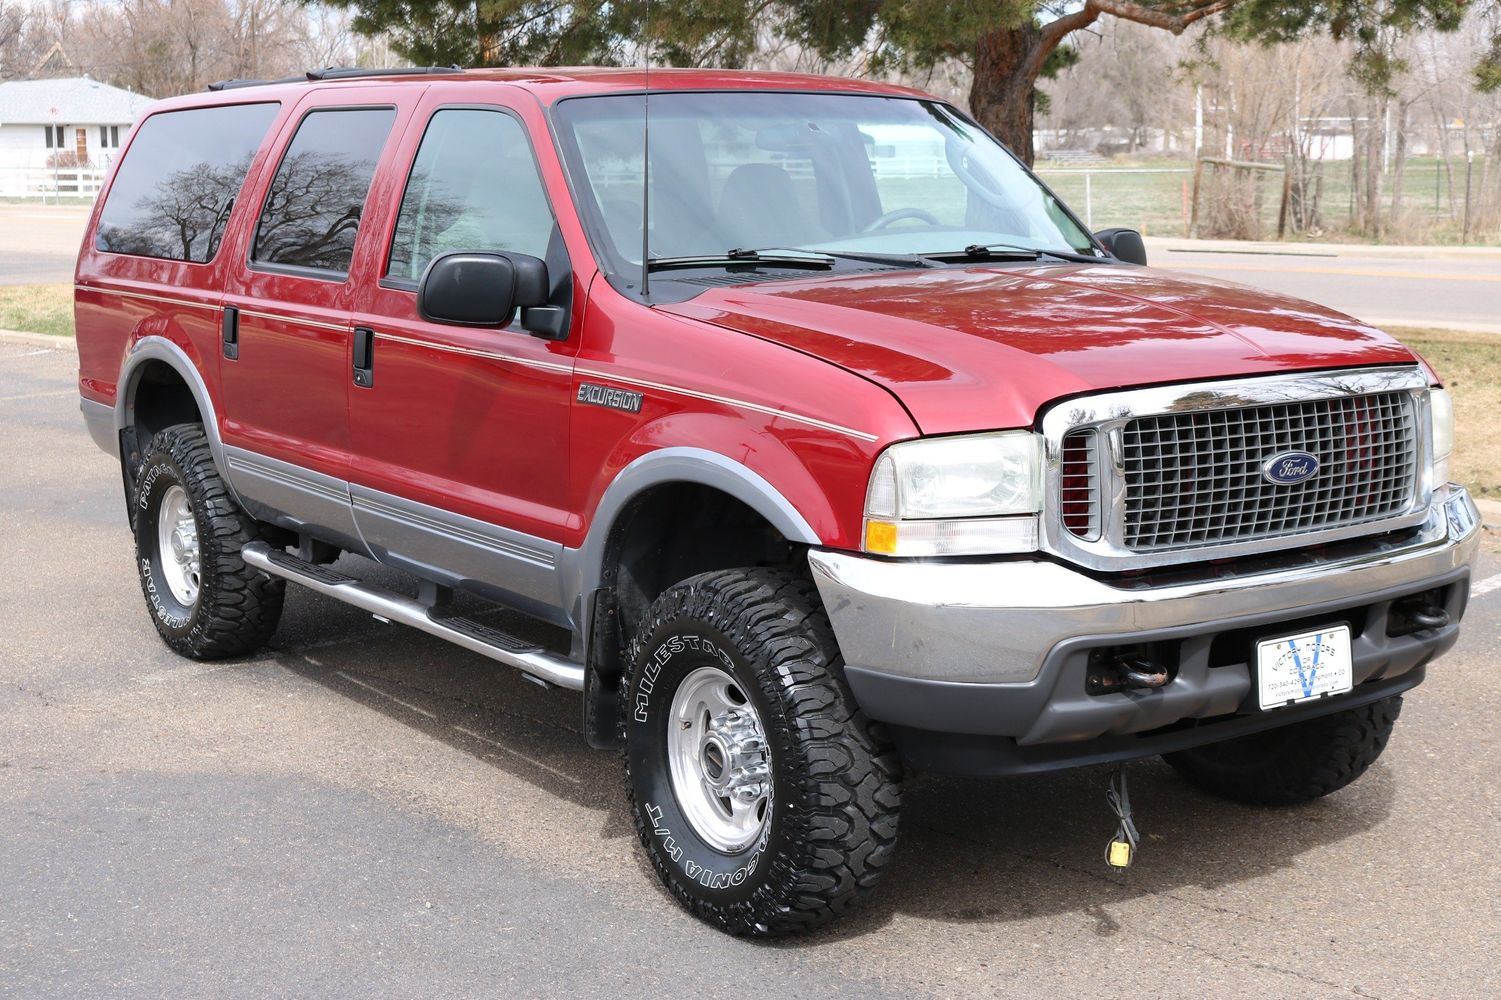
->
[0,77,154,197]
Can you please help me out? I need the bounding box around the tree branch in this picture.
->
[1085,0,1241,36]
[1029,8,1103,80]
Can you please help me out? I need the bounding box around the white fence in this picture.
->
[0,166,107,200]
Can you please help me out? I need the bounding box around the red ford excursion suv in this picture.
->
[75,66,1478,936]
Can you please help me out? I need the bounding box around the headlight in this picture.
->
[1429,386,1454,488]
[864,431,1041,556]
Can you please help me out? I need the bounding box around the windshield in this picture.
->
[552,91,1095,272]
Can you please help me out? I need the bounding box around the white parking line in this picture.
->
[452,724,580,784]
[334,670,437,719]
[1470,574,1501,599]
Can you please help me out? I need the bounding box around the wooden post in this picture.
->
[1277,157,1294,239]
[1190,157,1205,238]
[1463,151,1474,244]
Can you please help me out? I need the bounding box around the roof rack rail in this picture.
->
[207,74,306,92]
[208,65,464,92]
[304,66,464,82]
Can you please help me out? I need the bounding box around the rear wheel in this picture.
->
[623,568,902,936]
[1164,696,1402,806]
[134,424,284,658]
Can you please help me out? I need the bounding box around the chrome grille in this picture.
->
[1120,391,1417,552]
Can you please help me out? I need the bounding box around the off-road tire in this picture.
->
[623,568,902,937]
[1164,696,1403,806]
[133,424,284,658]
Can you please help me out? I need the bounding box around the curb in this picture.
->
[0,328,73,349]
[1368,320,1501,338]
[1145,237,1501,261]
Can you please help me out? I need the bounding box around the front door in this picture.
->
[346,97,578,620]
[219,93,404,549]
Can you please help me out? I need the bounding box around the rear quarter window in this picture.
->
[95,102,280,263]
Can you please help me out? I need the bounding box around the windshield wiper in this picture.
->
[645,248,836,272]
[925,242,1104,264]
[745,246,936,269]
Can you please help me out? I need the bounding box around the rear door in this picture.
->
[219,90,406,549]
[345,90,578,619]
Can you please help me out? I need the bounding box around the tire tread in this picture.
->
[1165,696,1402,806]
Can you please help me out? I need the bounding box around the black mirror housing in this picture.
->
[417,251,552,329]
[1093,228,1147,266]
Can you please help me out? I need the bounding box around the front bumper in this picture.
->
[809,488,1480,771]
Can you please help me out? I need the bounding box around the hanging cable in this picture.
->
[1105,765,1139,870]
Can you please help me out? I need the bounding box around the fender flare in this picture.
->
[117,335,231,479]
[559,446,822,644]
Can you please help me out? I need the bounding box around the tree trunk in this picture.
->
[1387,101,1408,232]
[969,23,1046,166]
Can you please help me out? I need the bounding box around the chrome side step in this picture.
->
[242,541,585,690]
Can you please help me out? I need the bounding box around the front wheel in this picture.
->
[623,568,902,936]
[1164,696,1403,806]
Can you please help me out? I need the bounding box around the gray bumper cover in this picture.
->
[809,488,1480,745]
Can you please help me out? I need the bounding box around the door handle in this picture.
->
[222,306,239,360]
[352,327,374,388]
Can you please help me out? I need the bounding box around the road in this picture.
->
[4,205,1498,334]
[3,337,1500,999]
[1148,239,1501,334]
[0,206,86,286]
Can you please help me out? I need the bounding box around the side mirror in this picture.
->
[418,251,563,337]
[1093,228,1147,266]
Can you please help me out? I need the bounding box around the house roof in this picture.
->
[0,77,154,126]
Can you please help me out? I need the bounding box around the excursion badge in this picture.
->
[577,382,645,413]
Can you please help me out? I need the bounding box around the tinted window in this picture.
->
[95,103,279,262]
[386,110,554,281]
[253,107,396,274]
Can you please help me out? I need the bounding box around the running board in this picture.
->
[242,542,584,690]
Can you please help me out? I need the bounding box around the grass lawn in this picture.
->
[0,283,73,337]
[1390,328,1501,499]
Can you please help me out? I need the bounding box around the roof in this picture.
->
[157,66,932,112]
[0,77,154,125]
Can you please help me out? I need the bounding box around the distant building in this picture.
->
[0,77,154,196]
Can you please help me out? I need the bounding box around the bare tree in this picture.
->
[0,2,32,79]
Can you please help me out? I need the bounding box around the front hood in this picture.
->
[661,264,1420,435]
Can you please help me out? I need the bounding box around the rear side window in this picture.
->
[95,103,279,263]
[252,107,396,275]
[386,109,555,281]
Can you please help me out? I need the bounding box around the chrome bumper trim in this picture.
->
[809,487,1480,686]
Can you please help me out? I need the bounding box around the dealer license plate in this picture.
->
[1256,625,1353,711]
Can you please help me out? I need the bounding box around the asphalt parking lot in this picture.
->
[4,337,1501,999]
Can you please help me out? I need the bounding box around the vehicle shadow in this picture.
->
[269,556,1395,944]
[792,758,1394,945]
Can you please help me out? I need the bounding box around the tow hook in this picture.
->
[1086,653,1170,694]
[1391,595,1450,633]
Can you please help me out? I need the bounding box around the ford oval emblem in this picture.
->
[1262,451,1320,486]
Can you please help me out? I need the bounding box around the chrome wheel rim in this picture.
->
[667,665,772,853]
[156,484,200,607]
